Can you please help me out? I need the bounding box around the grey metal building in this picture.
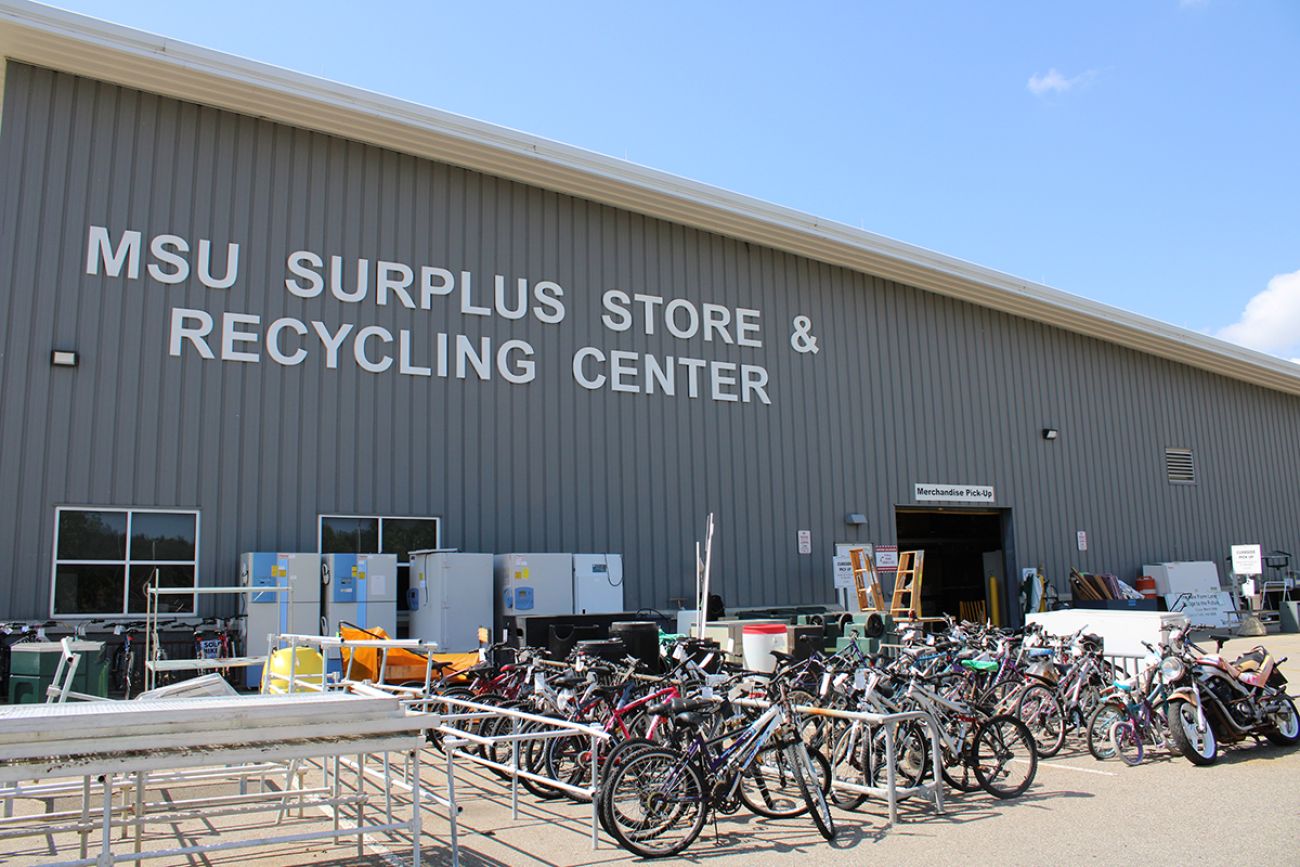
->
[1,3,1297,626]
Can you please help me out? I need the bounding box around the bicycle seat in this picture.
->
[673,711,710,729]
[961,659,998,673]
[550,673,585,689]
[770,650,798,664]
[590,683,627,700]
[646,697,713,717]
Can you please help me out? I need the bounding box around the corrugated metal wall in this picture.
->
[1,62,1298,619]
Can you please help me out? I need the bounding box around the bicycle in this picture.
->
[192,615,243,685]
[598,681,834,858]
[1086,642,1173,764]
[900,670,1039,799]
[113,621,168,697]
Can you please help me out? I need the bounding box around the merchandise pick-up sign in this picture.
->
[914,483,995,504]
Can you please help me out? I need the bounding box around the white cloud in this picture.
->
[1216,268,1300,358]
[1027,68,1098,97]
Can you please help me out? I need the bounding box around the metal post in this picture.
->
[383,753,393,827]
[80,775,90,860]
[410,747,422,867]
[884,722,898,826]
[356,752,365,857]
[98,775,113,867]
[446,741,461,867]
[590,732,600,849]
[332,756,341,832]
[510,716,519,819]
[134,771,145,853]
[932,718,945,814]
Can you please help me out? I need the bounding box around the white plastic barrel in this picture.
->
[742,623,788,672]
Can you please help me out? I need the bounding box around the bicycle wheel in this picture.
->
[484,700,528,780]
[517,718,566,800]
[740,741,829,818]
[425,687,472,754]
[972,715,1037,799]
[1086,702,1126,761]
[826,720,867,810]
[938,723,982,793]
[598,737,659,835]
[785,743,836,842]
[546,728,610,802]
[603,748,707,858]
[866,720,930,794]
[980,679,1020,712]
[1015,684,1065,758]
[1111,719,1144,766]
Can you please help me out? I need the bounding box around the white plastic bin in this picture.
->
[742,623,788,672]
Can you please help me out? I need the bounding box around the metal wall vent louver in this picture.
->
[1165,448,1196,483]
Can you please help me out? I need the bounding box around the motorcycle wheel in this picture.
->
[1168,701,1217,766]
[1265,695,1300,746]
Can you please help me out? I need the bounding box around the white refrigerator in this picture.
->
[238,552,321,688]
[494,553,575,619]
[573,553,625,613]
[322,553,399,638]
[408,551,493,652]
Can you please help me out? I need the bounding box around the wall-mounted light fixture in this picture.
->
[51,349,79,367]
[846,512,868,527]
[1042,428,1059,441]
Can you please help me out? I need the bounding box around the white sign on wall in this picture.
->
[914,483,995,504]
[832,556,855,589]
[1231,544,1262,576]
[1076,531,1088,552]
[875,545,899,571]
[797,530,812,555]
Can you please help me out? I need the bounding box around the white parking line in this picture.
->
[1013,758,1116,776]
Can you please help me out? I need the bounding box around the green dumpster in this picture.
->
[7,641,109,703]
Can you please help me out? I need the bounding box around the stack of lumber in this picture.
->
[1069,568,1124,601]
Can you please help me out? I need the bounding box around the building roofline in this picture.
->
[3,0,1298,397]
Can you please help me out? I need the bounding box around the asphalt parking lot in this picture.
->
[4,633,1298,866]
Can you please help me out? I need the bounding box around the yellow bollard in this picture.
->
[988,575,1001,626]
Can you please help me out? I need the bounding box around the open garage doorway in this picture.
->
[895,508,1016,626]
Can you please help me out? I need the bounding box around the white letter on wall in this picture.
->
[168,308,215,358]
[86,226,142,279]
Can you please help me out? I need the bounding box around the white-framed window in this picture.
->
[51,507,200,617]
[317,515,441,611]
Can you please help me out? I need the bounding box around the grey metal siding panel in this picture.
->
[2,62,1299,619]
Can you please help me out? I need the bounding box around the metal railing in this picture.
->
[417,696,610,867]
[730,696,946,826]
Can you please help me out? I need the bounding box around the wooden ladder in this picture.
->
[889,550,925,620]
[849,547,886,612]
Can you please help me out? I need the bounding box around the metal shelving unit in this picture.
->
[144,584,291,691]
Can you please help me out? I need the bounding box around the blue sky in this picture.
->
[39,1,1300,362]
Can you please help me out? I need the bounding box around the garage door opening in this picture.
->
[895,508,1013,625]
